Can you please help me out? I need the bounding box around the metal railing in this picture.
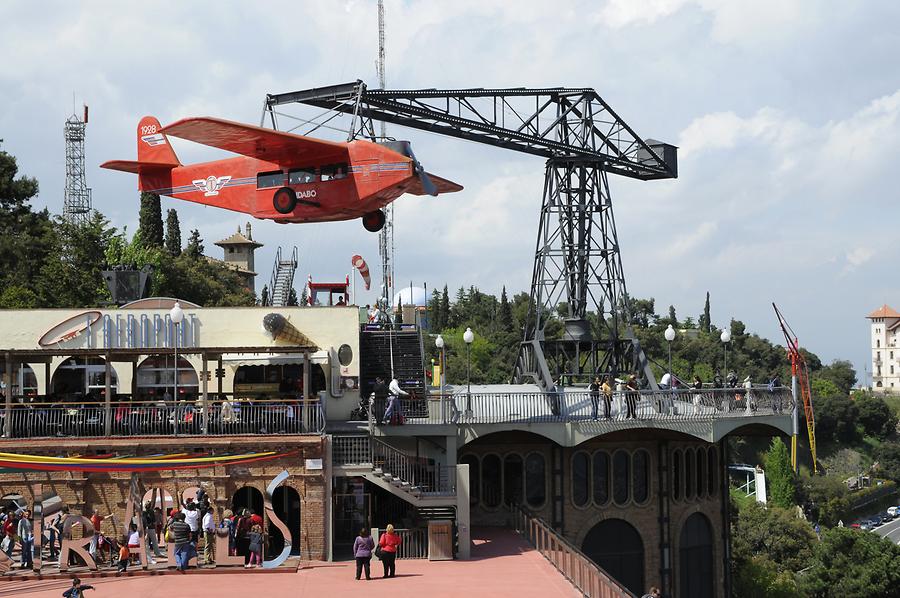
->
[509,505,634,598]
[374,527,428,559]
[333,434,372,465]
[1,397,325,439]
[373,386,794,426]
[372,437,456,495]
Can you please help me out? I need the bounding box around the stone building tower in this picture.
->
[214,222,263,293]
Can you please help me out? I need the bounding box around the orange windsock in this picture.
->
[352,255,371,290]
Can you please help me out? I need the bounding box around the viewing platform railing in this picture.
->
[372,386,794,426]
[0,397,325,439]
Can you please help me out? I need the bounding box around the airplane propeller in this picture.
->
[395,141,438,196]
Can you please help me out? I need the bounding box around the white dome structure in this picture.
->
[394,286,428,307]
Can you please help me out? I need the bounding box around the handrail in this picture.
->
[509,504,635,598]
[371,437,456,495]
[372,387,793,426]
[0,398,325,439]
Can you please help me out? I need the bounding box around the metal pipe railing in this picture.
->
[510,505,634,598]
[0,397,325,439]
[373,386,793,426]
[371,437,456,495]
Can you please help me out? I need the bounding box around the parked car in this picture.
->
[859,520,875,531]
[889,506,900,518]
[880,510,895,522]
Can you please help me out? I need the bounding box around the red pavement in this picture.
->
[0,528,579,598]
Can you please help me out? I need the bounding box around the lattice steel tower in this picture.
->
[376,0,395,311]
[63,106,92,226]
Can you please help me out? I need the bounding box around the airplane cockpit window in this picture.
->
[321,163,348,182]
[257,171,284,189]
[289,168,316,185]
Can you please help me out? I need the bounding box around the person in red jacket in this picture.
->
[378,523,402,578]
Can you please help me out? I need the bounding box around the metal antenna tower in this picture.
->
[376,0,395,311]
[63,105,92,226]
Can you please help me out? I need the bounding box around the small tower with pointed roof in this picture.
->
[214,222,263,293]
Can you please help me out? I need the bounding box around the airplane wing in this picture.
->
[406,172,464,196]
[160,117,349,164]
[100,159,179,174]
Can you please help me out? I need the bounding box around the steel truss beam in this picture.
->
[265,81,676,389]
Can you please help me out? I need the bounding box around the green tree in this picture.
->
[0,141,54,294]
[37,213,116,307]
[137,192,164,248]
[499,286,514,333]
[765,437,796,508]
[817,360,857,396]
[799,527,900,597]
[667,304,677,326]
[873,442,900,482]
[164,208,181,255]
[287,288,298,306]
[855,392,896,440]
[699,291,711,333]
[185,229,204,258]
[814,394,860,444]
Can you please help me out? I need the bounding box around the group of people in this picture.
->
[1,505,34,569]
[352,524,402,580]
[585,370,786,419]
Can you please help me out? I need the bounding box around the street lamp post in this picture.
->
[435,334,445,422]
[665,324,676,414]
[463,327,474,416]
[720,328,732,375]
[170,302,184,437]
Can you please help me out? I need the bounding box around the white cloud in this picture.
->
[842,246,875,275]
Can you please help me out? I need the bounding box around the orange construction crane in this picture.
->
[773,303,817,474]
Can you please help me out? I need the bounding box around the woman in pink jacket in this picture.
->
[378,524,402,578]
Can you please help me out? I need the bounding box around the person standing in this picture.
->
[743,376,754,414]
[235,509,253,565]
[116,540,130,572]
[353,527,375,580]
[183,501,200,544]
[143,501,164,561]
[372,376,389,422]
[246,524,264,569]
[382,378,408,425]
[378,523,402,578]
[3,510,17,558]
[202,505,216,565]
[769,373,783,414]
[589,377,601,420]
[170,512,194,571]
[17,509,33,569]
[625,374,639,419]
[88,509,109,559]
[601,376,613,419]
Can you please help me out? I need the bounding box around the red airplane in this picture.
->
[101,116,462,232]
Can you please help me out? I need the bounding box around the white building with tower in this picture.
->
[211,222,263,294]
[868,304,900,392]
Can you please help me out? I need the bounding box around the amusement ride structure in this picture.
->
[263,82,678,389]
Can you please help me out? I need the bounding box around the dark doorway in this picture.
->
[679,513,714,598]
[232,486,264,519]
[269,486,302,556]
[582,518,644,595]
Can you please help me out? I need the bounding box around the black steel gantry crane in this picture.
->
[264,81,678,391]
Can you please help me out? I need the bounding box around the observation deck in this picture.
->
[371,385,794,446]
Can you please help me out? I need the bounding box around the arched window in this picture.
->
[707,447,718,497]
[672,450,682,501]
[525,453,546,508]
[482,454,502,508]
[679,513,714,598]
[583,519,645,596]
[633,450,650,504]
[572,451,590,507]
[684,448,695,501]
[613,450,630,505]
[461,454,480,505]
[696,448,706,498]
[504,454,524,506]
[593,451,610,505]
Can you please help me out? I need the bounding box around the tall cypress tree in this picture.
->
[440,285,450,328]
[499,286,514,333]
[700,291,711,333]
[138,192,164,248]
[765,437,796,509]
[165,208,182,255]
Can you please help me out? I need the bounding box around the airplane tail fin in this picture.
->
[136,115,180,166]
[100,116,180,190]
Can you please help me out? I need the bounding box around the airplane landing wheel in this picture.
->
[273,187,297,214]
[362,209,386,232]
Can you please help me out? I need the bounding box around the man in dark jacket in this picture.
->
[372,376,389,422]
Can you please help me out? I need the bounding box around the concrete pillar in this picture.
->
[456,463,471,559]
[201,353,209,435]
[324,435,333,561]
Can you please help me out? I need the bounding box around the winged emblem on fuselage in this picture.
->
[192,175,232,196]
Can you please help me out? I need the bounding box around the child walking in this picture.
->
[246,523,264,568]
[116,540,130,572]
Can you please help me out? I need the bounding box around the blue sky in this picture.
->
[1,0,898,382]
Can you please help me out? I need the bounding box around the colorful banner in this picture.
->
[0,450,293,472]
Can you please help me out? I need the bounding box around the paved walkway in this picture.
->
[0,528,579,598]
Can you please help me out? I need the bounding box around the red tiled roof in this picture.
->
[868,304,900,319]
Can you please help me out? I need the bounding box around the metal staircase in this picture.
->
[266,246,298,306]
